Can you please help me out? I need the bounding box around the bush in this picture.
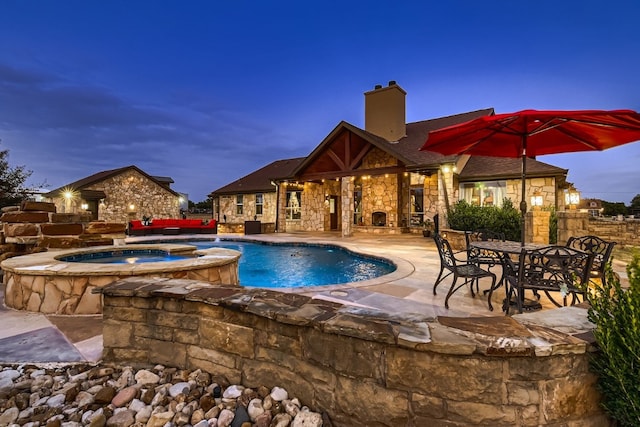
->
[547,206,557,244]
[446,199,521,241]
[587,253,640,425]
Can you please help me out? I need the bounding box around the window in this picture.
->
[236,194,243,215]
[286,190,301,220]
[459,181,506,207]
[410,187,424,226]
[255,193,263,215]
[353,184,363,225]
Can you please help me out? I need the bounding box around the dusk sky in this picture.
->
[1,1,639,203]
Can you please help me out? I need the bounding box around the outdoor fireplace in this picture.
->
[372,211,386,226]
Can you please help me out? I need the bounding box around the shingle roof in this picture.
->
[212,107,568,194]
[458,156,568,181]
[43,165,180,198]
[292,109,496,176]
[388,108,496,167]
[210,157,306,196]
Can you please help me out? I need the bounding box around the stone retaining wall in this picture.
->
[101,278,611,427]
[558,211,640,247]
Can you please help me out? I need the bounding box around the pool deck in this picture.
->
[0,232,629,364]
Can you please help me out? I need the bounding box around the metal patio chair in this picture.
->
[504,245,594,314]
[433,233,497,309]
[566,235,616,287]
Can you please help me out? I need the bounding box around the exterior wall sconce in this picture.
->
[81,203,89,210]
[564,188,580,209]
[441,164,457,173]
[531,192,543,208]
[129,204,135,211]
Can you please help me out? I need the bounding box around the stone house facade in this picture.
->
[44,165,181,224]
[211,82,569,238]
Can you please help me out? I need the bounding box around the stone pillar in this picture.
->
[526,209,550,244]
[276,183,287,233]
[341,177,354,237]
[557,210,589,245]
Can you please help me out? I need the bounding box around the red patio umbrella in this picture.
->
[420,109,640,244]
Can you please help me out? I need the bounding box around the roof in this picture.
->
[210,157,306,196]
[213,106,568,193]
[458,156,568,181]
[152,176,175,184]
[43,165,180,198]
[389,108,497,168]
[292,109,496,177]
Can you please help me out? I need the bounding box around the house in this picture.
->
[578,198,604,217]
[44,165,182,223]
[211,82,569,236]
[210,158,304,233]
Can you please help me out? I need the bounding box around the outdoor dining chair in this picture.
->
[465,229,506,270]
[465,229,506,297]
[433,233,496,309]
[566,235,616,287]
[502,245,594,314]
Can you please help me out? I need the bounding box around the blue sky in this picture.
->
[1,1,639,203]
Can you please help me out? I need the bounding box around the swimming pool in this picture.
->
[185,239,396,288]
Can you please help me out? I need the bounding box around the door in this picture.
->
[87,200,99,221]
[329,196,339,230]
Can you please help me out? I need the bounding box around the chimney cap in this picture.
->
[388,80,397,86]
[374,84,382,89]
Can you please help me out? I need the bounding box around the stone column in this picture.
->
[526,209,550,244]
[341,177,354,237]
[557,210,589,244]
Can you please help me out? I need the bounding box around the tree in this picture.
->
[631,194,640,210]
[0,146,35,208]
[602,201,628,217]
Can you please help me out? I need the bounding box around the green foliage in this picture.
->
[446,199,521,241]
[189,198,213,213]
[587,253,640,426]
[631,194,640,210]
[0,146,34,208]
[547,206,558,244]
[602,200,628,216]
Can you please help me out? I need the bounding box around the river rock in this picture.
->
[270,386,288,401]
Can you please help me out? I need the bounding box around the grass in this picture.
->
[613,246,640,264]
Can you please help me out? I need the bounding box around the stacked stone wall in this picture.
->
[101,278,611,427]
[558,211,640,247]
[0,201,126,262]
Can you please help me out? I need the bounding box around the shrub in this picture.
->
[587,253,640,425]
[547,206,557,244]
[446,199,521,241]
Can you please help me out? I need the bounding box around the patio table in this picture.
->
[469,240,546,312]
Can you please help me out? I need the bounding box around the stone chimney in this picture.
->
[364,80,407,142]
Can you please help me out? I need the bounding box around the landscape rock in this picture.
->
[0,364,325,427]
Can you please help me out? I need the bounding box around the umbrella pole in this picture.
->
[520,136,528,246]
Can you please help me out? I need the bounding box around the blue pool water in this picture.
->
[187,239,396,288]
[59,249,194,264]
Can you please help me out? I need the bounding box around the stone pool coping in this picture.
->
[0,243,241,276]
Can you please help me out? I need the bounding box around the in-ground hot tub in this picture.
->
[1,244,241,315]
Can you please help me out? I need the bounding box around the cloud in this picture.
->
[0,62,312,201]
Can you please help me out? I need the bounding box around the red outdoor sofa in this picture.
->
[128,218,217,236]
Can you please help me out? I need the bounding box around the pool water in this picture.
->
[59,249,194,264]
[186,239,396,288]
